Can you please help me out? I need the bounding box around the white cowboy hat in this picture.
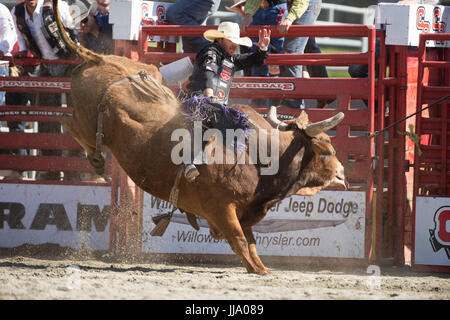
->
[225,0,247,13]
[203,21,252,47]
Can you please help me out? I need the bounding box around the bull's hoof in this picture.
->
[250,268,272,276]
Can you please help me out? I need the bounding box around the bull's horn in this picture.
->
[267,106,288,130]
[305,112,344,137]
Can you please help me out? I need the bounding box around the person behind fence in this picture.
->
[240,0,322,109]
[0,3,17,106]
[90,0,114,54]
[279,0,321,109]
[231,0,287,108]
[12,0,80,181]
[304,36,331,108]
[79,2,114,54]
[182,21,271,182]
[166,0,222,54]
[0,3,19,179]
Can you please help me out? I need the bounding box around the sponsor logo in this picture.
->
[0,80,70,90]
[217,90,225,99]
[429,206,450,259]
[221,66,232,81]
[416,6,431,33]
[432,7,445,32]
[231,82,295,91]
[141,4,167,26]
[0,202,110,232]
[141,3,155,26]
[156,5,167,24]
[416,6,446,34]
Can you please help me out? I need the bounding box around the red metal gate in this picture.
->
[411,33,450,272]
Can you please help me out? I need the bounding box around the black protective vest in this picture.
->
[188,43,236,105]
[14,1,77,58]
[211,57,234,105]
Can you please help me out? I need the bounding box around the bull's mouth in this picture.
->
[331,174,347,190]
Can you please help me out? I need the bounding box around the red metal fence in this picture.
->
[2,25,447,267]
[0,58,112,184]
[414,33,450,197]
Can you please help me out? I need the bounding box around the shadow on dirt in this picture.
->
[1,243,449,279]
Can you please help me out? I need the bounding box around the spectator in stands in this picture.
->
[166,0,222,53]
[80,2,114,54]
[0,3,27,179]
[90,0,114,54]
[11,0,80,181]
[232,0,287,108]
[278,0,321,109]
[0,3,17,106]
[241,0,322,109]
[304,37,331,108]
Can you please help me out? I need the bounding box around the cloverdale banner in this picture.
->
[142,191,366,259]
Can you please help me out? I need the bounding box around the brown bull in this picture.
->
[53,0,345,274]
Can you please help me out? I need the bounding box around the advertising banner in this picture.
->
[0,184,111,250]
[142,191,366,258]
[414,196,450,267]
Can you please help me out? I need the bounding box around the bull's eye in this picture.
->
[320,150,334,156]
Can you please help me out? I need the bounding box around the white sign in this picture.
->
[110,0,175,42]
[142,191,366,259]
[0,184,111,250]
[414,196,450,266]
[377,3,449,47]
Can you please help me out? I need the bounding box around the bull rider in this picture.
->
[183,21,271,182]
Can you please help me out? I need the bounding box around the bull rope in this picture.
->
[369,94,450,137]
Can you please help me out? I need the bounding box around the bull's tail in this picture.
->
[52,0,102,64]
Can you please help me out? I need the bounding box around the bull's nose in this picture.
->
[331,163,346,189]
[336,163,345,180]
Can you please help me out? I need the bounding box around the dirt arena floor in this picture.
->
[0,244,449,300]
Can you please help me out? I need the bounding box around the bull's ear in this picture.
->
[294,111,309,130]
[296,186,323,196]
